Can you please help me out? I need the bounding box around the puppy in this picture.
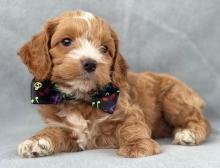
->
[17,10,210,158]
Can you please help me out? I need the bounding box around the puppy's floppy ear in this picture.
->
[110,28,128,86]
[18,18,59,81]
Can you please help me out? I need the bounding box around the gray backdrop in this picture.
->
[0,0,220,168]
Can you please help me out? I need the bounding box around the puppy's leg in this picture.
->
[116,106,160,158]
[17,127,79,158]
[161,80,211,145]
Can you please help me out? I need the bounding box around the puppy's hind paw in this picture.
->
[172,129,196,146]
[17,138,54,158]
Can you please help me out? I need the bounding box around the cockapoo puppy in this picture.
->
[17,10,210,158]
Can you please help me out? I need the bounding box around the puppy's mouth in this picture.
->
[79,71,95,80]
[52,66,110,97]
[57,76,97,96]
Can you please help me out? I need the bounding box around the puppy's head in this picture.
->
[18,10,127,95]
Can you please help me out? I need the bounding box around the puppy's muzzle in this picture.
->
[82,59,97,73]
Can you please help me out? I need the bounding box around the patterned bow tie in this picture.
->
[31,79,120,114]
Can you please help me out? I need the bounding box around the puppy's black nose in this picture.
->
[83,59,97,73]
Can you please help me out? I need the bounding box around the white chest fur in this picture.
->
[65,112,89,150]
[46,110,110,150]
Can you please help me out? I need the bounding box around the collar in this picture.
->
[31,79,120,114]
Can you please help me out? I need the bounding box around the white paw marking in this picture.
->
[17,138,54,158]
[173,129,196,145]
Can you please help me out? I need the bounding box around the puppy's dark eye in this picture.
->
[61,38,72,47]
[100,45,108,53]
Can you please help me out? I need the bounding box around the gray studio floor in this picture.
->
[0,115,220,168]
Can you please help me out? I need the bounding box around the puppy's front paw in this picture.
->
[17,138,54,158]
[172,129,196,145]
[118,139,160,158]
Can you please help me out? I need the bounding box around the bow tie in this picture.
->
[31,79,120,114]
